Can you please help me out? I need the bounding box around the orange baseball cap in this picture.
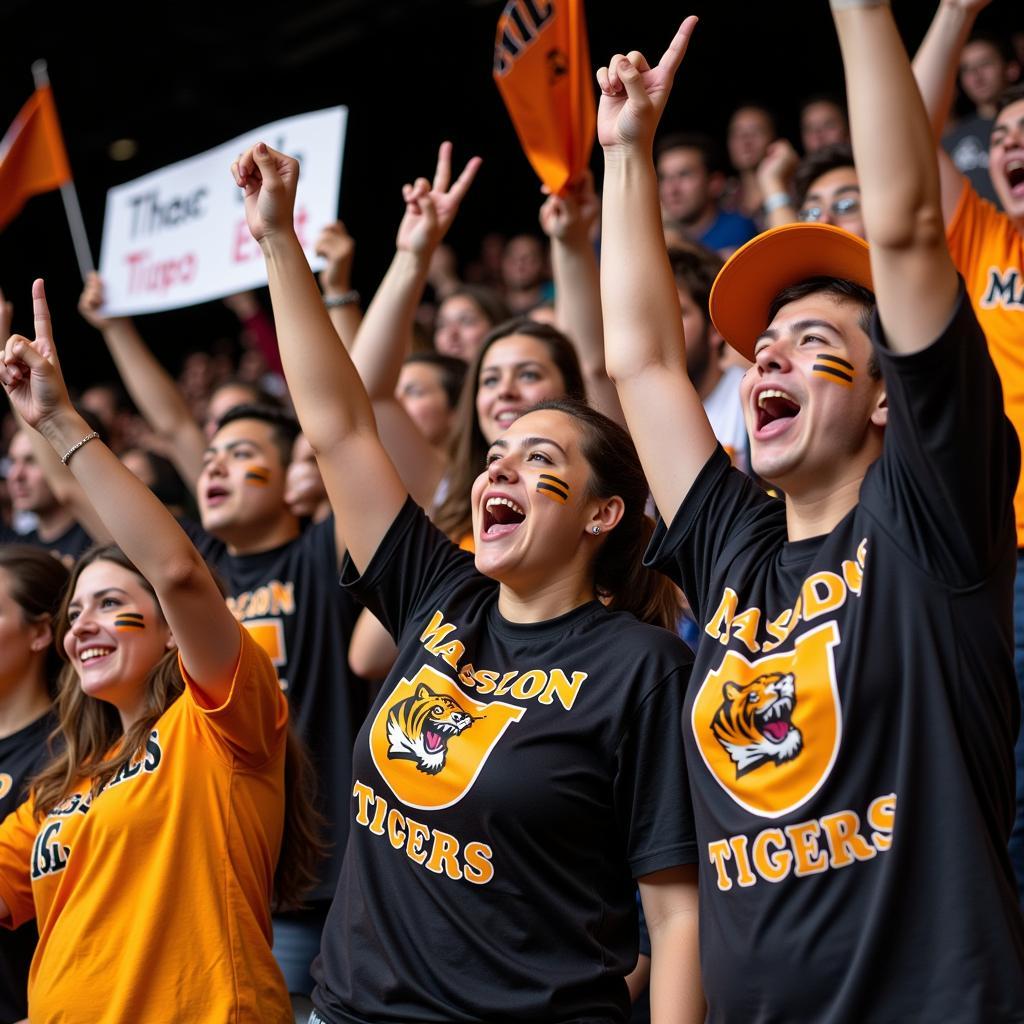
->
[709,223,873,362]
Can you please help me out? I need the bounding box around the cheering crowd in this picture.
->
[1,0,1024,1021]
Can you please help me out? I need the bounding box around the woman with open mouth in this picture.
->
[235,140,703,1024]
[0,284,323,1024]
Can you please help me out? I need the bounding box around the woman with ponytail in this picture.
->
[235,140,702,1023]
[0,282,318,1023]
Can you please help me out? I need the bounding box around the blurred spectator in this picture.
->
[501,233,553,313]
[799,94,850,154]
[725,104,777,222]
[656,132,758,257]
[794,143,865,239]
[434,285,511,363]
[943,31,1020,205]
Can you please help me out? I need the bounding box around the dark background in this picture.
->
[0,0,1019,387]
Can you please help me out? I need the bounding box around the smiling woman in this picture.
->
[237,139,702,1023]
[0,282,323,1023]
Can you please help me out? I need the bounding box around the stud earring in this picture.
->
[592,525,602,535]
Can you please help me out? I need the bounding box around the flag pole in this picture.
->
[30,60,94,281]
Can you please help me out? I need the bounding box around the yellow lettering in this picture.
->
[764,607,793,645]
[785,820,828,876]
[729,835,757,887]
[867,793,896,852]
[425,830,463,880]
[538,668,588,711]
[856,538,867,569]
[705,587,739,645]
[801,571,846,622]
[708,839,734,891]
[405,819,431,864]
[731,607,762,654]
[751,828,792,883]
[764,596,802,652]
[463,842,494,885]
[420,611,465,668]
[270,580,295,615]
[473,669,499,695]
[387,808,406,849]
[367,793,387,836]
[510,670,547,701]
[493,671,518,697]
[841,559,863,595]
[352,781,374,826]
[252,586,270,616]
[458,663,476,688]
[820,811,876,868]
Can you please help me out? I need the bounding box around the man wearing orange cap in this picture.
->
[599,3,1024,1020]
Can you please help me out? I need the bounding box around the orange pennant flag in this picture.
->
[0,86,72,232]
[493,0,595,197]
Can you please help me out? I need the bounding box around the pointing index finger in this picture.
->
[32,279,52,346]
[658,15,698,77]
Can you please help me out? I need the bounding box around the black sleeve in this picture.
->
[178,516,226,565]
[614,666,698,878]
[863,283,1019,586]
[644,446,784,626]
[340,498,478,644]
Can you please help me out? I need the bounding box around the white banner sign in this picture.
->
[98,106,346,316]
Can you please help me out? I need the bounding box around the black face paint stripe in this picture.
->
[536,482,569,503]
[814,354,855,371]
[813,364,854,384]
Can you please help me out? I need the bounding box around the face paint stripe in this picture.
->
[536,482,569,503]
[812,365,854,387]
[813,354,855,371]
[114,621,146,630]
[538,473,570,490]
[244,469,272,485]
[115,612,144,621]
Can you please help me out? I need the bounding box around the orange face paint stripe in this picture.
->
[114,613,145,631]
[814,354,854,372]
[812,363,854,388]
[245,468,271,485]
[536,482,569,504]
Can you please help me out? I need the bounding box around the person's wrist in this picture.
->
[322,278,353,298]
[762,192,793,215]
[38,408,90,453]
[258,226,301,256]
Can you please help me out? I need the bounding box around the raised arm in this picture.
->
[316,221,362,349]
[598,17,717,526]
[911,0,991,224]
[350,143,480,508]
[234,143,408,572]
[78,274,206,489]
[833,0,959,352]
[756,139,801,229]
[539,172,624,426]
[1,282,240,705]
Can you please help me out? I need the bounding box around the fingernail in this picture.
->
[257,142,267,155]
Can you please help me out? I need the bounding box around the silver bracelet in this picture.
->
[763,192,793,215]
[60,431,99,466]
[324,290,360,309]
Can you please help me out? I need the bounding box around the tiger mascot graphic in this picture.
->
[710,671,803,777]
[386,682,475,775]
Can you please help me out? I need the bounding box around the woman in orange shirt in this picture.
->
[0,282,319,1023]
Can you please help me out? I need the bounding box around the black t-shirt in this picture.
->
[0,522,92,567]
[185,517,367,900]
[312,499,696,1024]
[647,288,1024,1023]
[0,712,57,1022]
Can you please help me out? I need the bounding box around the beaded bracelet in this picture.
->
[60,431,99,466]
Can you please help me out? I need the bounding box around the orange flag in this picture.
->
[493,0,595,196]
[0,86,72,232]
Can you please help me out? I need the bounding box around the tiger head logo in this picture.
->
[386,682,475,775]
[710,671,803,777]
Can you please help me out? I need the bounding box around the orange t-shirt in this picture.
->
[947,181,1024,545]
[0,626,292,1023]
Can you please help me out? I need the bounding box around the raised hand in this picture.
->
[78,271,129,331]
[0,279,73,430]
[539,170,599,246]
[316,221,356,294]
[395,141,482,257]
[232,142,300,245]
[596,16,698,152]
[757,139,800,194]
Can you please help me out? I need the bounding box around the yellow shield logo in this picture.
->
[692,621,842,818]
[370,663,526,811]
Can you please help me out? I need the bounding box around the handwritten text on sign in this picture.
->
[98,106,346,316]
